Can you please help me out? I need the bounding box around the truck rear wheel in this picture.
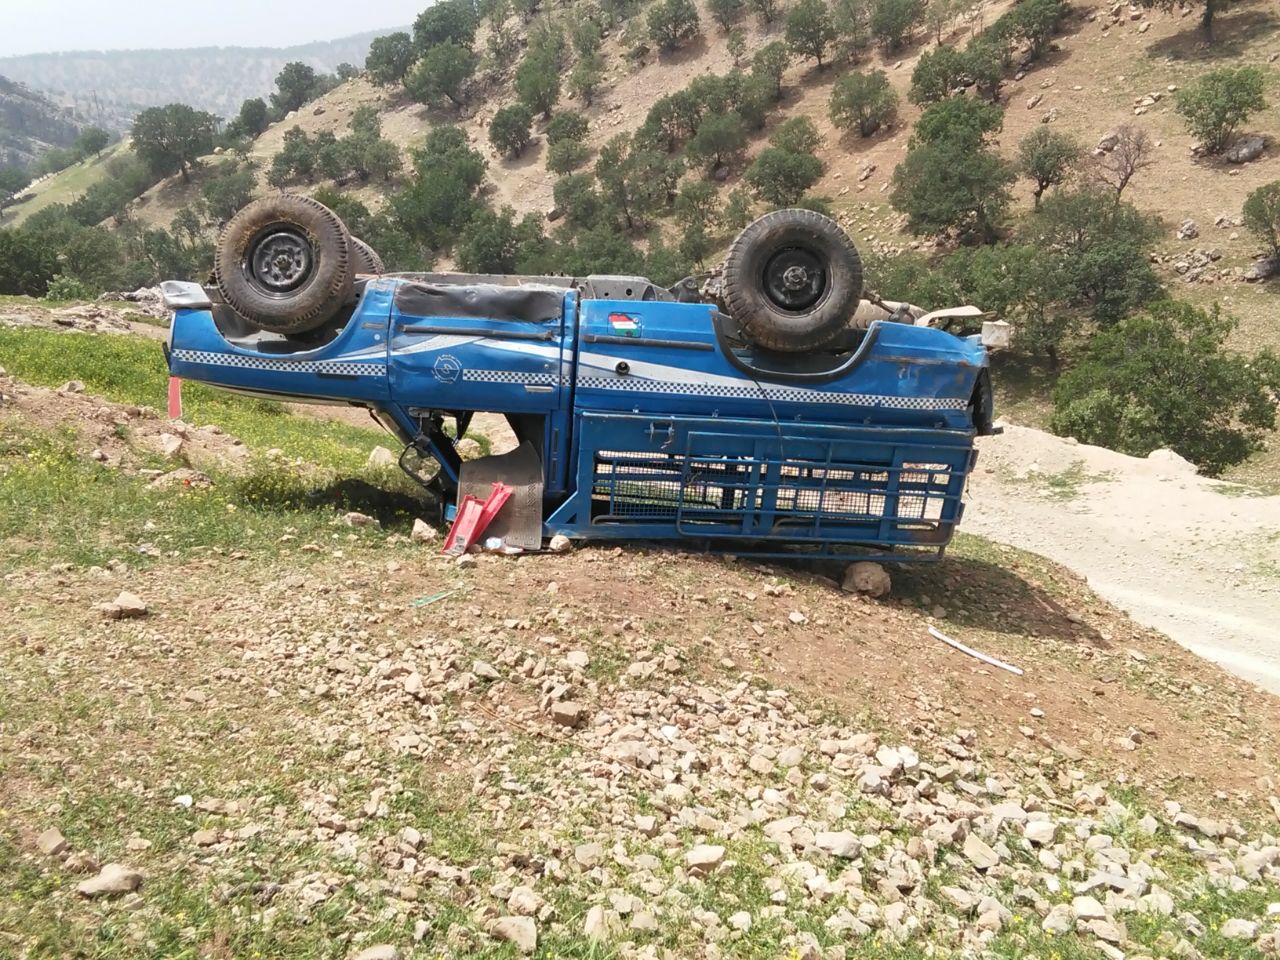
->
[723,209,863,353]
[352,236,385,275]
[214,194,354,335]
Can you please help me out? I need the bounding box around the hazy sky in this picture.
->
[0,0,427,57]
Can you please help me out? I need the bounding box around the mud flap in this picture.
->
[457,441,545,550]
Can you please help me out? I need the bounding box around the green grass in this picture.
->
[0,327,389,471]
[0,143,126,229]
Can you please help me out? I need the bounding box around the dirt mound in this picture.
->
[0,371,249,473]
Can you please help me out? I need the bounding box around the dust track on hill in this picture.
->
[966,424,1280,695]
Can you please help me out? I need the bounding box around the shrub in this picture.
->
[270,62,329,115]
[745,148,824,206]
[44,275,94,302]
[489,103,534,158]
[1007,0,1066,59]
[769,116,822,155]
[553,173,603,226]
[749,0,782,24]
[830,70,899,137]
[647,0,701,51]
[1243,181,1280,255]
[413,0,480,52]
[569,54,604,106]
[1175,67,1267,154]
[548,140,591,173]
[200,163,257,221]
[1051,301,1280,475]
[547,112,589,146]
[752,42,791,100]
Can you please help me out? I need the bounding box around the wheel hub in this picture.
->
[763,246,827,312]
[249,229,313,294]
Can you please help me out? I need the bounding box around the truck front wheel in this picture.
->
[214,194,354,335]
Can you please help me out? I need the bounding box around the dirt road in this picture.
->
[965,424,1280,695]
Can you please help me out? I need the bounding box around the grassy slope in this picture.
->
[0,141,126,228]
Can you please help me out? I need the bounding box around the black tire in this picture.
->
[351,236,385,275]
[214,194,354,335]
[722,209,863,353]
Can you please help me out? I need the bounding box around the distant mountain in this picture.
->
[0,29,401,134]
[0,75,84,170]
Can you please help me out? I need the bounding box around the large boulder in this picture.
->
[1225,134,1266,164]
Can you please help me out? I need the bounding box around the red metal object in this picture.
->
[442,482,512,556]
[167,376,183,419]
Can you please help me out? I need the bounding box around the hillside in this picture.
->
[0,74,83,169]
[0,29,401,133]
[127,0,1280,297]
[4,321,1280,958]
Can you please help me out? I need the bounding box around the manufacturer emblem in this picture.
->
[433,354,462,383]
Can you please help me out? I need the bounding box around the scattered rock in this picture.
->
[548,534,573,553]
[1222,919,1259,940]
[97,591,148,620]
[816,831,861,858]
[58,380,86,394]
[491,916,537,954]
[410,518,437,543]
[351,946,399,960]
[192,829,218,847]
[36,828,67,857]
[687,844,726,875]
[76,863,143,898]
[1225,134,1266,164]
[1026,94,1044,110]
[963,833,1001,870]
[343,511,378,528]
[367,446,397,469]
[1176,220,1199,240]
[551,701,585,728]
[842,561,891,598]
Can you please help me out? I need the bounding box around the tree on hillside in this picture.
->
[752,42,791,101]
[0,229,59,296]
[1027,185,1162,325]
[687,111,749,172]
[76,127,110,158]
[405,41,478,107]
[413,0,480,53]
[1051,301,1280,475]
[0,168,32,197]
[490,103,534,158]
[595,134,684,232]
[1243,181,1280,256]
[366,32,417,86]
[890,98,1012,241]
[232,98,270,138]
[547,112,591,170]
[392,125,487,249]
[1138,0,1234,38]
[515,49,562,117]
[647,0,701,52]
[1092,125,1154,201]
[1007,0,1065,60]
[925,0,954,42]
[1017,128,1079,207]
[786,0,837,67]
[748,0,782,25]
[271,62,325,115]
[830,70,898,137]
[869,0,924,51]
[569,53,604,106]
[909,46,967,105]
[131,104,216,183]
[200,163,257,222]
[709,0,746,31]
[1174,67,1266,154]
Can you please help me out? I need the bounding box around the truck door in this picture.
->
[387,280,572,416]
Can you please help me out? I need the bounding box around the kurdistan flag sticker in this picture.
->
[608,313,640,336]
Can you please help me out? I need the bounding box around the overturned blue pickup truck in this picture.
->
[163,194,1005,559]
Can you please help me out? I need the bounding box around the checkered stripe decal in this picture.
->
[462,370,567,385]
[172,349,387,378]
[576,376,967,410]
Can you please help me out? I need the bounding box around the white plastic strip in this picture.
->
[928,626,1024,676]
